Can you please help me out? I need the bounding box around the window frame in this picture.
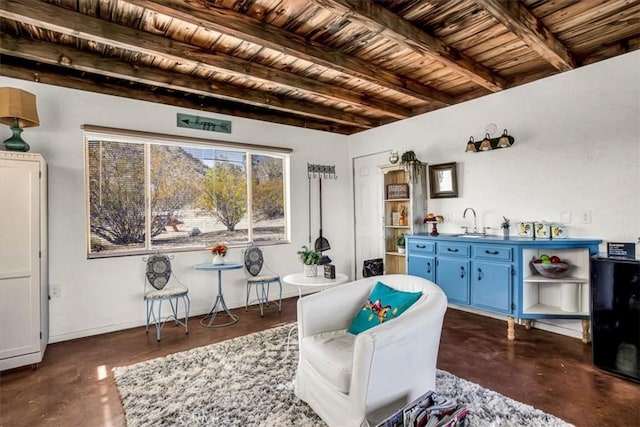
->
[83,126,291,259]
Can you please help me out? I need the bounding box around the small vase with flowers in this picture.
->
[211,243,228,265]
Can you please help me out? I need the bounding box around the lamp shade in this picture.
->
[497,129,512,148]
[0,87,40,128]
[465,136,477,152]
[479,133,492,151]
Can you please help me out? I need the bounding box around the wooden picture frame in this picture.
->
[387,183,409,199]
[429,162,458,198]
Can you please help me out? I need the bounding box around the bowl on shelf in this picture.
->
[530,261,572,279]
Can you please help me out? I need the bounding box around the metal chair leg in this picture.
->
[264,282,270,307]
[146,300,152,333]
[277,279,282,312]
[156,299,163,341]
[169,299,179,326]
[184,295,190,335]
[255,283,264,316]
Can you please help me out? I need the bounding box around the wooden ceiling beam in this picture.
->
[0,34,377,129]
[580,35,640,66]
[0,59,360,135]
[0,0,407,120]
[309,0,506,92]
[126,0,453,107]
[474,0,577,71]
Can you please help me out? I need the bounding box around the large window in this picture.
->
[85,130,290,258]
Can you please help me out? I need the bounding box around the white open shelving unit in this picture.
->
[521,248,590,316]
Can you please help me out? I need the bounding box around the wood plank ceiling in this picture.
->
[1,0,639,135]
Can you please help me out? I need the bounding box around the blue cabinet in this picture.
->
[407,253,435,282]
[436,257,469,304]
[434,241,470,304]
[471,260,511,313]
[406,234,602,341]
[471,243,514,314]
[407,240,435,282]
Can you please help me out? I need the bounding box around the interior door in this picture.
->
[353,152,388,279]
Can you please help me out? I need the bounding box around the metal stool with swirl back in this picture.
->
[243,246,282,316]
[143,253,190,341]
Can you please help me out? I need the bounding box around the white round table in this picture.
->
[282,272,349,356]
[283,272,349,297]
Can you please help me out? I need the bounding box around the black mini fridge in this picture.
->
[590,256,640,382]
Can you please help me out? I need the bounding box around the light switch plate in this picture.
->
[579,210,592,224]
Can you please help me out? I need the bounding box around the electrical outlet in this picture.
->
[579,210,592,224]
[50,283,61,298]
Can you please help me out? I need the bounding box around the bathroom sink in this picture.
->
[452,234,489,238]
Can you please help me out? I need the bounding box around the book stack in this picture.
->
[375,390,468,427]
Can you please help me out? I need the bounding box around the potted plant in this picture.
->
[297,245,322,277]
[395,234,406,254]
[501,217,510,239]
[400,150,423,182]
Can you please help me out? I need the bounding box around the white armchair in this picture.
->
[295,274,447,427]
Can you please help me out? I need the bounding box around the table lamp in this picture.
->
[0,87,40,152]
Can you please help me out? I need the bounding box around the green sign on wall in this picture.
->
[177,113,232,134]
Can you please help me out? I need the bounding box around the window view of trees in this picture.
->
[86,136,288,257]
[201,159,247,232]
[87,141,146,249]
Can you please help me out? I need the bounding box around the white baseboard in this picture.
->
[530,320,584,340]
[49,289,302,344]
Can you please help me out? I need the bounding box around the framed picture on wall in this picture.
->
[429,162,458,198]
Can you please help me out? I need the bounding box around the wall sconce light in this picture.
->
[497,129,512,148]
[465,136,476,153]
[0,87,40,152]
[479,133,492,151]
[465,129,514,153]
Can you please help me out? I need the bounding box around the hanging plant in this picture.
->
[400,150,422,182]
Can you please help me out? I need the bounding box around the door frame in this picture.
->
[351,150,390,279]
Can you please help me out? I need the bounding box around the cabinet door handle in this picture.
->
[460,266,465,278]
[477,268,483,280]
[447,247,459,252]
[485,250,499,255]
[416,244,426,249]
[426,262,431,273]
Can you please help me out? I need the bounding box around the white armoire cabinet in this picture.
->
[0,151,48,371]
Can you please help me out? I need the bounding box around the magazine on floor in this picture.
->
[375,390,468,427]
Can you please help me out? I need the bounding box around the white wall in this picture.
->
[348,50,640,337]
[349,50,639,243]
[0,76,352,342]
[2,50,638,342]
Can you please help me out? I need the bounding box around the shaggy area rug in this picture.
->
[113,324,571,427]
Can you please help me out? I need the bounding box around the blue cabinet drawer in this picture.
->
[474,245,512,261]
[437,243,470,257]
[408,240,435,254]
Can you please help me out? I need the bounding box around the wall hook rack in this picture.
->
[307,163,337,179]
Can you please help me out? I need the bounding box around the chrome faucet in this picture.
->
[463,207,478,233]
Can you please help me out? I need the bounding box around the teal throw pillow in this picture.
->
[347,281,422,335]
